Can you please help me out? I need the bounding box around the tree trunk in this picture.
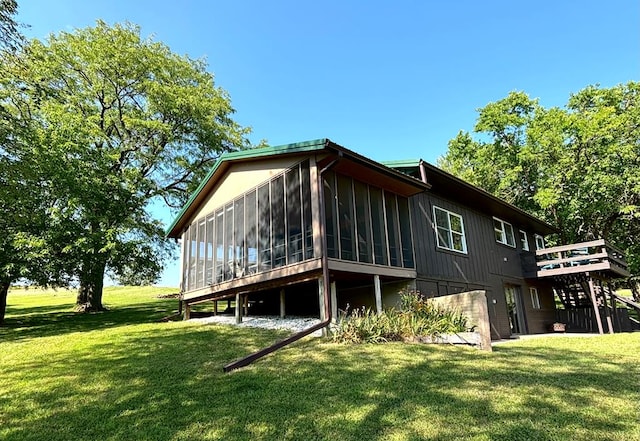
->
[76,259,107,312]
[0,281,9,325]
[631,278,640,304]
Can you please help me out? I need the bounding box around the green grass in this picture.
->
[1,288,639,441]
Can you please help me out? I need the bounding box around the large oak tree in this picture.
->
[440,83,640,290]
[1,21,250,318]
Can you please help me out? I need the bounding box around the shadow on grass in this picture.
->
[2,316,638,440]
[0,298,178,343]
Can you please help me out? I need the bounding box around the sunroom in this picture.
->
[166,139,428,322]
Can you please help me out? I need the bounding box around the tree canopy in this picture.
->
[0,0,22,52]
[439,82,640,277]
[0,21,251,320]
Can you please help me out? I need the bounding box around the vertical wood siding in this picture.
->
[410,192,556,338]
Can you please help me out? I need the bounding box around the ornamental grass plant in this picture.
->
[332,291,469,343]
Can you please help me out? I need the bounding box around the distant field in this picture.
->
[1,287,639,441]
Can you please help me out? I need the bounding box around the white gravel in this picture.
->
[190,315,323,337]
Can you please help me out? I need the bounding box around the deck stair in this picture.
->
[611,292,640,312]
[551,273,597,309]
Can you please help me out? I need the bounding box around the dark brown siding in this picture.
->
[411,193,492,285]
[521,281,557,333]
[410,191,556,338]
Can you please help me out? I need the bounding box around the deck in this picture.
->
[536,239,630,279]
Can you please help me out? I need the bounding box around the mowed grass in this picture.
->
[1,288,639,441]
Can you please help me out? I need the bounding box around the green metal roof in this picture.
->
[380,159,421,169]
[165,139,330,237]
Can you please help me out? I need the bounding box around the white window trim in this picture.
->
[519,230,529,251]
[493,217,516,247]
[535,234,545,250]
[433,206,468,254]
[530,287,541,309]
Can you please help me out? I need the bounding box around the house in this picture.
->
[166,139,632,345]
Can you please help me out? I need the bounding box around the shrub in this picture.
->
[332,291,469,344]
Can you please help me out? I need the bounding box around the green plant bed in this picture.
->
[332,291,470,344]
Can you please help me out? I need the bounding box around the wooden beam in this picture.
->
[536,239,606,256]
[601,280,614,334]
[235,293,242,324]
[318,276,326,322]
[184,303,191,320]
[587,276,604,334]
[182,260,323,302]
[374,274,383,314]
[213,300,218,316]
[608,282,621,331]
[330,281,337,323]
[309,157,324,261]
[327,258,416,278]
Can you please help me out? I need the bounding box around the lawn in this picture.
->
[1,287,639,441]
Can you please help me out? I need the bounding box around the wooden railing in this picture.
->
[536,239,630,278]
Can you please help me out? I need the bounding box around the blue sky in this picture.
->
[17,1,639,287]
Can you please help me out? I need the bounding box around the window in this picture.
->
[354,180,373,264]
[324,172,339,259]
[321,173,413,268]
[286,167,303,263]
[530,287,541,309]
[535,234,545,250]
[271,176,286,268]
[181,160,316,292]
[337,174,356,261]
[257,184,271,271]
[494,217,515,247]
[300,160,314,260]
[397,197,414,267]
[519,230,529,251]
[433,206,467,253]
[369,186,388,266]
[385,192,401,266]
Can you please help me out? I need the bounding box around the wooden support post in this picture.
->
[243,294,249,316]
[213,300,218,316]
[609,282,621,331]
[318,276,328,336]
[599,279,614,334]
[184,303,191,320]
[280,289,286,319]
[235,293,242,324]
[330,281,337,323]
[318,276,326,322]
[587,276,604,334]
[374,274,383,314]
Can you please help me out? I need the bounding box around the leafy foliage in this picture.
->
[0,21,251,316]
[0,0,22,52]
[440,82,640,274]
[332,291,468,343]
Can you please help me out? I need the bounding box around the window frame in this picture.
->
[530,287,541,309]
[433,206,468,254]
[535,234,545,250]
[519,230,529,251]
[493,217,516,248]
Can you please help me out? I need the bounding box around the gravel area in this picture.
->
[190,314,323,337]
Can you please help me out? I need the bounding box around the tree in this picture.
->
[0,0,34,324]
[0,0,23,52]
[439,82,640,275]
[1,21,250,316]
